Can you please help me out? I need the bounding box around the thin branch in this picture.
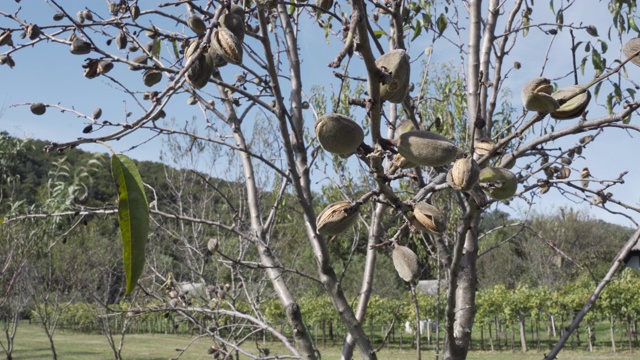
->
[544,227,640,360]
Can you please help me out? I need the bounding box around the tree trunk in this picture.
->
[330,321,334,344]
[2,311,19,360]
[494,318,500,349]
[443,206,479,360]
[536,318,541,351]
[510,322,515,353]
[322,320,326,348]
[488,322,494,351]
[271,3,379,356]
[44,326,57,360]
[529,318,534,347]
[627,315,633,353]
[223,81,317,359]
[341,203,385,360]
[587,325,593,352]
[519,314,527,353]
[610,315,616,353]
[411,285,421,360]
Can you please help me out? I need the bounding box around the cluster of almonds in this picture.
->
[521,77,592,119]
[182,5,246,90]
[312,50,522,283]
[516,47,640,194]
[57,3,246,89]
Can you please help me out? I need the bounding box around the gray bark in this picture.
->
[341,203,386,360]
[519,314,527,353]
[443,204,479,360]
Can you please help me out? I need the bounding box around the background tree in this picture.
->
[2,1,640,360]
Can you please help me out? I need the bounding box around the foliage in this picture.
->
[111,154,149,296]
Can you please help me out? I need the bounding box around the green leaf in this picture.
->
[594,81,602,100]
[573,41,583,52]
[556,9,564,30]
[412,20,423,41]
[324,21,331,43]
[171,40,180,59]
[630,16,640,33]
[436,13,448,35]
[373,29,386,39]
[627,87,636,100]
[579,56,587,75]
[599,39,608,54]
[422,13,432,27]
[619,16,626,33]
[524,16,530,37]
[152,38,162,59]
[111,154,149,296]
[591,48,603,73]
[613,83,622,101]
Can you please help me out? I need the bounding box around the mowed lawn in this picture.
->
[6,324,639,360]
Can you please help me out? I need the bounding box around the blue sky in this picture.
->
[2,1,640,227]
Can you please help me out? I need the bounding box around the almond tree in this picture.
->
[2,1,640,359]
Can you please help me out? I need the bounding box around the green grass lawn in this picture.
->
[4,323,639,360]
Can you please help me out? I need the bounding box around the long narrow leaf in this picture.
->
[111,154,149,296]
